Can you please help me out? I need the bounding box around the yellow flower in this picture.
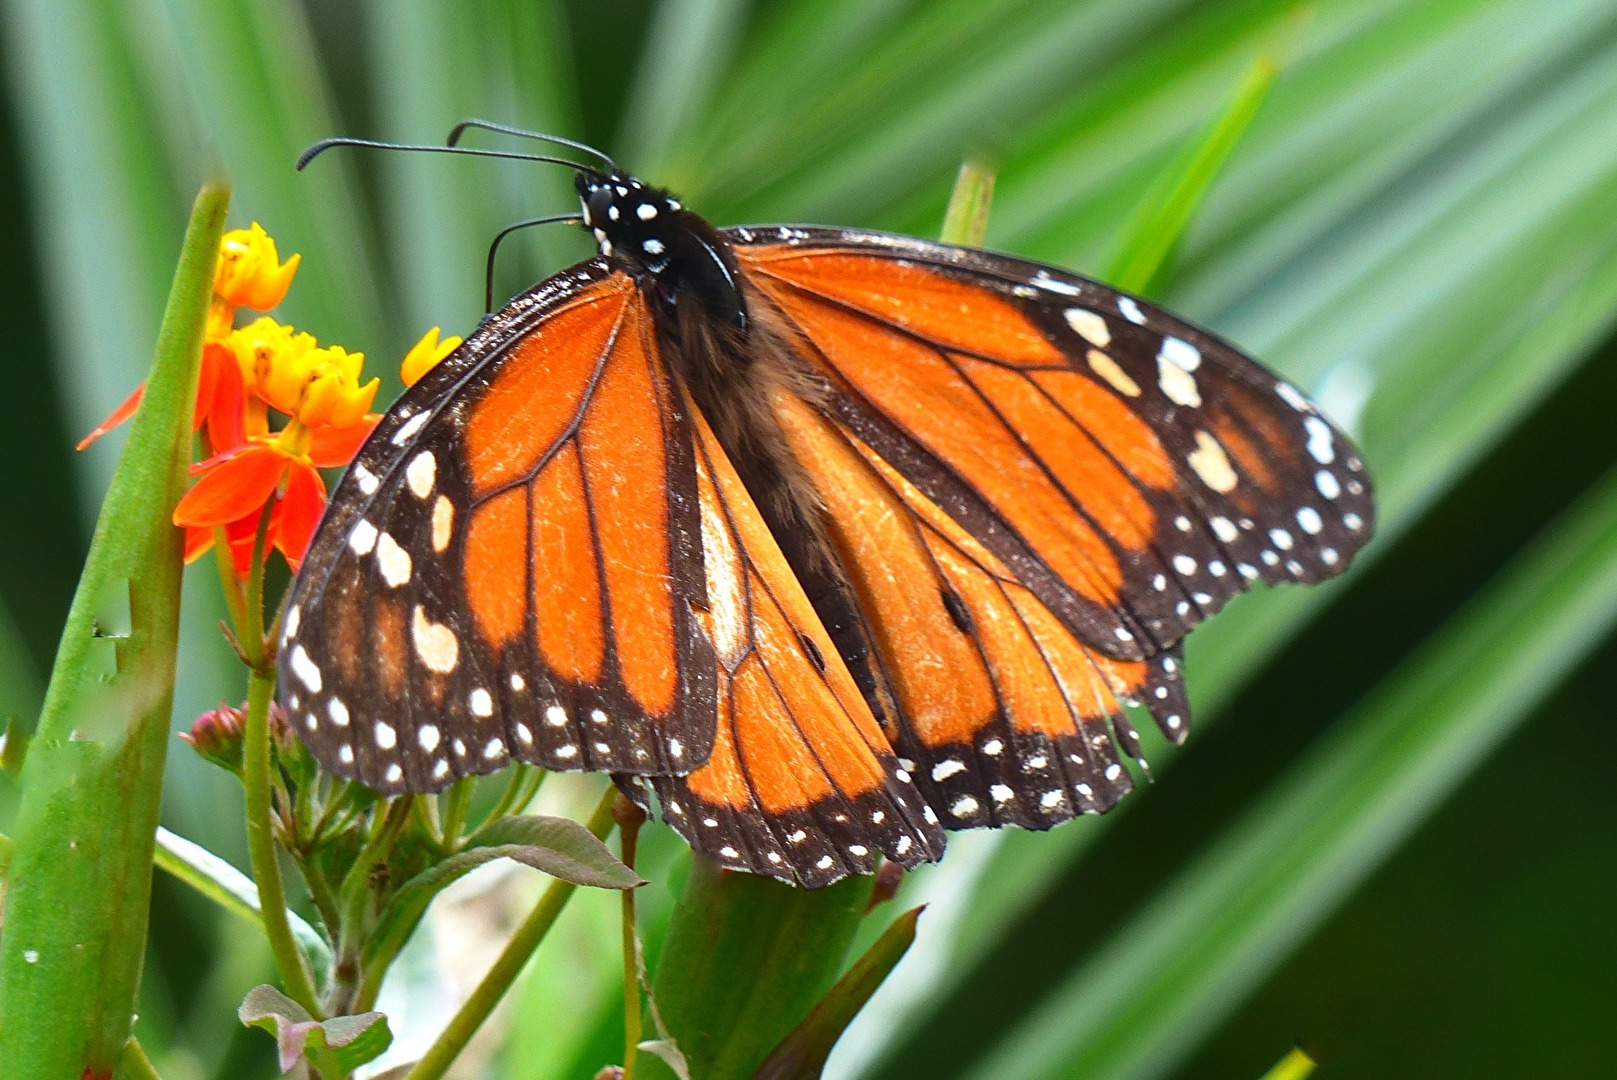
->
[400,326,463,387]
[226,318,378,429]
[214,222,300,311]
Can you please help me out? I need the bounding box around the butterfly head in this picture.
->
[576,170,687,275]
[575,169,747,330]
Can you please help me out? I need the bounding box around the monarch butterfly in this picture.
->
[281,122,1374,887]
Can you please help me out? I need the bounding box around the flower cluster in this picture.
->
[82,223,461,574]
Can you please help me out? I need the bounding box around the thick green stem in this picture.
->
[0,185,228,1079]
[244,666,321,1015]
[618,799,646,1080]
[404,785,619,1080]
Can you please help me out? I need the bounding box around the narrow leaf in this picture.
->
[239,984,392,1074]
[1259,1048,1317,1080]
[0,185,228,1079]
[642,857,875,1080]
[753,905,924,1080]
[365,813,640,973]
[940,162,996,248]
[153,826,333,985]
[962,463,1617,1080]
[469,813,646,890]
[1103,53,1276,294]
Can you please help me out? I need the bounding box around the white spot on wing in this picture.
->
[392,412,429,446]
[289,646,322,693]
[349,519,378,556]
[1159,336,1201,371]
[1304,416,1335,464]
[932,759,965,782]
[1117,296,1146,324]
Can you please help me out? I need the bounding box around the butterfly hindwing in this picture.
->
[631,405,946,887]
[279,266,716,792]
[736,229,1374,664]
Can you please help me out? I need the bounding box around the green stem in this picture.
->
[620,803,645,1080]
[330,797,413,1014]
[243,666,321,1016]
[120,1036,164,1080]
[153,827,332,985]
[438,777,475,848]
[404,784,620,1080]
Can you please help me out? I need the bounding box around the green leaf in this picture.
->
[465,813,646,889]
[1259,1048,1318,1080]
[239,984,392,1074]
[1102,53,1276,293]
[939,161,996,248]
[753,905,924,1080]
[0,185,227,1079]
[152,826,333,986]
[641,857,875,1080]
[959,463,1617,1080]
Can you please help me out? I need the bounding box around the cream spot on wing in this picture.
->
[411,606,458,673]
[1087,349,1140,396]
[699,487,745,663]
[470,688,494,717]
[932,759,965,782]
[1158,357,1201,407]
[376,532,412,587]
[1211,515,1239,543]
[406,451,437,499]
[432,495,454,552]
[1065,308,1111,347]
[1187,431,1238,492]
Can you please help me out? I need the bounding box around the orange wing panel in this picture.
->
[464,283,630,496]
[648,405,945,886]
[764,286,1124,607]
[743,250,1063,366]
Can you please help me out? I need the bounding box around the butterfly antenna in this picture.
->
[297,136,593,174]
[484,213,582,314]
[447,119,619,173]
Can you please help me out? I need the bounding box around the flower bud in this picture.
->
[181,703,246,773]
[215,223,300,310]
[400,326,462,387]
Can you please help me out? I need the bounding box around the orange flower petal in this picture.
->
[174,446,287,529]
[183,525,216,564]
[76,384,145,451]
[204,347,248,452]
[309,414,380,468]
[275,464,327,571]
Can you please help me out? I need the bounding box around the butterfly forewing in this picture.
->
[278,266,716,793]
[735,228,1374,671]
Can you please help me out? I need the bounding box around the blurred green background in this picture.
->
[2,1,1615,1077]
